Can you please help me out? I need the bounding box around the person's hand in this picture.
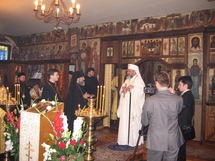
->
[89,94,95,98]
[128,85,134,89]
[83,92,91,99]
[122,85,133,95]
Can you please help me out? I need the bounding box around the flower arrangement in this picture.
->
[4,106,21,161]
[38,102,86,161]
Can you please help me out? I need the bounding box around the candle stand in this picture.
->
[76,98,108,161]
[0,90,18,161]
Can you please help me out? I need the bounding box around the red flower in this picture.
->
[79,139,84,145]
[17,117,21,132]
[70,140,76,146]
[58,142,66,149]
[60,155,66,161]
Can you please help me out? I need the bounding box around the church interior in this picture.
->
[1,0,215,160]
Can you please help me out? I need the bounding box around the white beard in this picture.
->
[78,81,85,86]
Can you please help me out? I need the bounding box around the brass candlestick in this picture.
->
[76,98,108,161]
[4,89,10,161]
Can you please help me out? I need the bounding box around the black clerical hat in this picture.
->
[17,72,26,77]
[68,71,73,75]
[75,70,84,78]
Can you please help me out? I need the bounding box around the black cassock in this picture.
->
[65,83,87,131]
[41,81,62,102]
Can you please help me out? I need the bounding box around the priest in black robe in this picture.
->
[41,69,62,102]
[65,70,91,131]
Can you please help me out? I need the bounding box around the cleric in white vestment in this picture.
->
[117,64,145,147]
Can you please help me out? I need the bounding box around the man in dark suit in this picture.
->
[17,72,31,108]
[177,76,195,161]
[84,68,98,96]
[141,71,184,161]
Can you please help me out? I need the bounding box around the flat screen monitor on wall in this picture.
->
[0,44,10,60]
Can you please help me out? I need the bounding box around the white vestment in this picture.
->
[117,74,145,146]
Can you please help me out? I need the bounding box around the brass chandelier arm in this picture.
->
[33,0,81,27]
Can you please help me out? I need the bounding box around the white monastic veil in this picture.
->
[127,64,144,83]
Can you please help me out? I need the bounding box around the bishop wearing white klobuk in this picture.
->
[117,64,145,147]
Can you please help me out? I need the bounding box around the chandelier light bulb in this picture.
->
[76,4,80,14]
[56,8,60,18]
[41,5,45,15]
[69,7,73,15]
[34,0,38,10]
[33,0,81,28]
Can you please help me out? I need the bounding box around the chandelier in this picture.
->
[33,0,81,28]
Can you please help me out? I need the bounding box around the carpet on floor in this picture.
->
[94,129,215,161]
[94,130,144,161]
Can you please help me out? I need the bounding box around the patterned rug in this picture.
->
[94,128,215,161]
[94,129,144,161]
[108,143,134,151]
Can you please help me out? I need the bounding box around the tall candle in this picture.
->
[14,84,17,101]
[96,86,99,110]
[99,85,102,111]
[17,91,20,104]
[18,84,20,103]
[6,87,9,106]
[101,94,105,114]
[2,88,4,101]
[103,86,105,96]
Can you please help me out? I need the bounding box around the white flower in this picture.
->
[3,132,11,139]
[42,143,53,161]
[50,101,55,106]
[41,99,46,102]
[32,103,37,107]
[46,106,52,112]
[20,104,24,110]
[5,140,13,151]
[41,142,50,151]
[72,117,83,140]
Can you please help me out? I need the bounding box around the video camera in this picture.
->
[144,83,157,95]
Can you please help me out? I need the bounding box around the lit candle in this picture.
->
[1,88,4,101]
[41,4,45,15]
[56,8,60,18]
[34,0,38,10]
[76,4,80,14]
[17,91,20,104]
[17,84,20,103]
[6,87,9,105]
[99,85,102,111]
[72,0,76,8]
[14,84,17,101]
[102,94,105,114]
[69,7,73,16]
[103,86,105,96]
[96,86,99,110]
